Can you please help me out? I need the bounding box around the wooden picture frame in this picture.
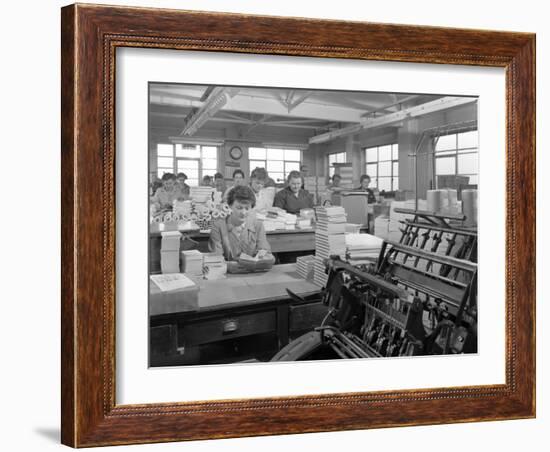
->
[61,3,535,447]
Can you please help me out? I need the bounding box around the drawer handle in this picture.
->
[222,319,239,334]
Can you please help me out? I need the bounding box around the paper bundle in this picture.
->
[160,231,181,274]
[181,249,203,276]
[296,255,315,281]
[345,233,383,265]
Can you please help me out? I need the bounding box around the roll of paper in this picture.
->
[462,189,478,226]
[427,189,447,213]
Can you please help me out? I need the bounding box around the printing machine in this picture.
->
[272,209,478,361]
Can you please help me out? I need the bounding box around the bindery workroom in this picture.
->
[148,84,479,366]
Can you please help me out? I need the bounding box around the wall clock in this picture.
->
[229,146,243,160]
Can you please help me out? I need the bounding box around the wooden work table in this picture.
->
[149,224,317,273]
[149,264,325,366]
[149,223,368,272]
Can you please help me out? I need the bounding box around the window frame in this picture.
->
[433,130,478,186]
[363,143,399,191]
[248,147,302,184]
[155,143,218,186]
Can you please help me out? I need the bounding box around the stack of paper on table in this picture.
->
[258,207,297,231]
[313,206,347,287]
[202,253,226,280]
[150,273,199,313]
[296,255,315,281]
[160,231,181,274]
[345,233,384,265]
[181,249,203,276]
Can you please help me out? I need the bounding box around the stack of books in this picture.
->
[333,163,354,188]
[313,206,347,287]
[257,207,297,231]
[189,186,215,204]
[160,231,181,274]
[304,176,327,204]
[202,253,226,280]
[345,233,384,266]
[296,255,315,281]
[181,249,203,277]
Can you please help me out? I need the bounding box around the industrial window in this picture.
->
[328,152,346,177]
[434,130,478,186]
[249,147,302,184]
[156,143,218,187]
[364,143,399,192]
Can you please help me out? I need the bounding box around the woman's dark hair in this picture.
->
[286,170,302,183]
[233,169,245,179]
[176,172,187,180]
[161,172,176,182]
[360,174,371,183]
[214,172,224,180]
[250,167,268,181]
[332,174,342,181]
[227,185,256,208]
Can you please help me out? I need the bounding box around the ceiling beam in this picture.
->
[180,87,239,136]
[309,96,477,144]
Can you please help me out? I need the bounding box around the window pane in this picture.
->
[157,157,173,168]
[250,160,266,169]
[284,149,301,161]
[378,177,391,191]
[392,144,399,160]
[393,162,399,177]
[435,134,456,151]
[336,152,346,163]
[157,144,173,156]
[458,131,478,149]
[365,148,377,163]
[267,148,284,160]
[271,172,285,183]
[393,177,399,191]
[177,159,199,171]
[378,145,392,161]
[249,147,266,160]
[175,144,200,158]
[285,161,300,173]
[435,156,456,175]
[202,146,217,159]
[329,167,335,177]
[458,153,478,174]
[366,163,377,178]
[187,179,199,187]
[267,160,284,172]
[202,158,217,170]
[378,161,391,177]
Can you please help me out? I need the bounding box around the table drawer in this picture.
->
[182,310,277,346]
[290,302,329,332]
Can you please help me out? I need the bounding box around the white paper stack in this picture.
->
[345,233,383,265]
[160,231,181,274]
[181,249,203,276]
[202,253,227,280]
[296,218,312,229]
[313,206,347,287]
[190,187,215,204]
[333,163,354,188]
[313,256,328,287]
[296,255,315,281]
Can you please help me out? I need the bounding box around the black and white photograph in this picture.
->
[148,83,479,367]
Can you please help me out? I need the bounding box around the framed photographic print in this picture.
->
[61,3,535,447]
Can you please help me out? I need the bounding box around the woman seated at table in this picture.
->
[209,185,275,265]
[273,170,313,215]
[150,172,186,213]
[222,169,246,202]
[249,167,276,211]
